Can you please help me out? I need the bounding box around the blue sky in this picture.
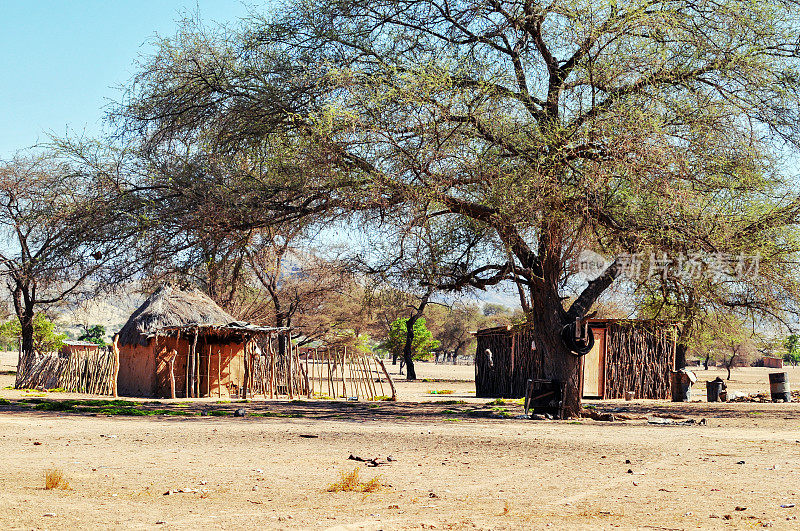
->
[0,1,259,158]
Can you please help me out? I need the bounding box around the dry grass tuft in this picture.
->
[327,468,382,493]
[360,476,382,492]
[45,468,70,490]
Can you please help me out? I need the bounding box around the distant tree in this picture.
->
[482,304,508,317]
[430,304,482,364]
[784,335,800,366]
[383,317,439,363]
[78,324,107,346]
[0,153,133,374]
[0,314,66,356]
[704,314,759,379]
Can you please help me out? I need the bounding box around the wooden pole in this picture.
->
[373,357,386,398]
[347,347,358,399]
[242,340,250,400]
[168,349,177,399]
[269,336,276,399]
[340,349,347,398]
[361,354,377,400]
[184,333,189,398]
[375,358,396,401]
[112,334,120,398]
[304,347,310,396]
[190,329,198,398]
[316,348,322,397]
[326,348,334,398]
[206,344,211,398]
[217,349,222,398]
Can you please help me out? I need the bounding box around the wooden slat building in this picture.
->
[475,319,678,400]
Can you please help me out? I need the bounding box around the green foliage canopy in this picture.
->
[383,317,440,361]
[784,334,800,365]
[0,314,66,355]
[78,324,107,346]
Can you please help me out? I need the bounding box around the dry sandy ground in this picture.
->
[1,360,800,530]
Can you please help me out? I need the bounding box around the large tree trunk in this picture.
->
[14,294,36,390]
[531,288,583,418]
[675,343,688,370]
[20,311,35,357]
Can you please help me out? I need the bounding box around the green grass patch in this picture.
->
[249,411,304,418]
[488,398,523,406]
[747,411,764,416]
[444,418,463,422]
[216,400,231,404]
[26,398,196,417]
[434,400,466,405]
[34,402,76,412]
[208,410,231,417]
[428,389,454,395]
[0,398,11,405]
[367,403,381,409]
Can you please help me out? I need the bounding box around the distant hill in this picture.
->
[53,283,145,342]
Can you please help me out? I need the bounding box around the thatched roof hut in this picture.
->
[115,285,297,399]
[118,285,237,347]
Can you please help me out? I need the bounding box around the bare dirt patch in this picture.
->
[1,363,799,529]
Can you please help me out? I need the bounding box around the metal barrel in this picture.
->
[769,372,792,402]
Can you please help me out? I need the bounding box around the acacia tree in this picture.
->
[0,154,132,376]
[121,0,800,415]
[353,212,490,378]
[427,303,483,364]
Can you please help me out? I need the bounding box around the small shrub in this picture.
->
[488,398,507,406]
[428,390,454,395]
[327,468,382,493]
[44,468,70,490]
[0,398,11,405]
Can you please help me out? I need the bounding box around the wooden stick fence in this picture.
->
[246,342,388,401]
[15,347,116,395]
